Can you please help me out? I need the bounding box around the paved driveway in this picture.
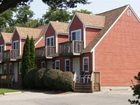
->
[0,91,133,105]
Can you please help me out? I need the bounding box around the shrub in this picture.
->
[43,69,73,91]
[61,72,74,91]
[24,69,37,89]
[43,69,62,90]
[35,68,47,89]
[129,72,140,105]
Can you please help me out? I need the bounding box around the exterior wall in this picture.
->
[86,28,100,46]
[36,59,47,69]
[6,44,11,50]
[45,24,56,46]
[35,37,45,48]
[0,37,4,46]
[95,8,140,86]
[80,53,92,74]
[69,16,84,41]
[53,57,72,72]
[58,35,68,44]
[12,30,21,53]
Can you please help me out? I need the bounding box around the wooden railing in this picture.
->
[0,53,3,62]
[11,49,19,60]
[45,46,56,57]
[3,50,11,61]
[35,47,45,58]
[59,41,84,56]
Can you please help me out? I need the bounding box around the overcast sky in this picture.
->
[30,0,140,19]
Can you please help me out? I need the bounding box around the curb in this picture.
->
[4,91,22,95]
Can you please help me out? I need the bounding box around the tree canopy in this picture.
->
[0,0,89,14]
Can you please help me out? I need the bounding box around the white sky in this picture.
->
[30,0,140,19]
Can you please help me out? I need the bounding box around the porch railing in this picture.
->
[45,46,56,58]
[3,50,11,61]
[0,53,3,62]
[11,49,19,60]
[59,41,84,56]
[35,47,45,58]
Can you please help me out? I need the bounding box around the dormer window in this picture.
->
[71,29,81,41]
[46,36,54,46]
[13,41,19,49]
[0,45,4,53]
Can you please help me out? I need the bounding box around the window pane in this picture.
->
[55,61,60,69]
[51,38,54,46]
[72,32,76,40]
[83,58,89,71]
[65,60,70,71]
[47,38,50,46]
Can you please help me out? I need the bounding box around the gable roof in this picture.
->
[50,21,69,35]
[83,5,128,53]
[1,32,13,44]
[15,27,42,39]
[75,12,105,29]
[35,24,48,45]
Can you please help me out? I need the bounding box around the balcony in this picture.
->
[3,50,10,61]
[11,49,19,60]
[59,41,84,56]
[35,46,56,59]
[35,47,45,58]
[0,53,3,62]
[45,46,56,58]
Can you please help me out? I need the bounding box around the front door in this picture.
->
[14,62,18,83]
[73,58,80,82]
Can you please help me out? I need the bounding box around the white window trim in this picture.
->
[65,59,70,71]
[46,36,54,46]
[55,60,60,69]
[71,29,82,41]
[83,57,89,72]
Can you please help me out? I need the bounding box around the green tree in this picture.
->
[30,37,36,69]
[15,5,34,25]
[43,8,70,23]
[0,0,89,14]
[21,36,31,87]
[129,72,140,105]
[0,9,15,32]
[42,0,89,10]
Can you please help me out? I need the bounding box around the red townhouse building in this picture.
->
[36,21,69,69]
[56,5,140,91]
[0,5,140,92]
[0,26,46,87]
[35,5,140,92]
[0,32,13,75]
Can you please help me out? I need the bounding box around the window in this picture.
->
[55,60,60,69]
[41,61,46,68]
[83,57,89,72]
[46,36,54,46]
[65,59,70,71]
[13,41,19,49]
[0,45,4,53]
[4,64,7,74]
[71,29,81,41]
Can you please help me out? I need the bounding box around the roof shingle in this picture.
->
[1,32,13,44]
[76,12,105,29]
[50,21,69,35]
[16,27,42,39]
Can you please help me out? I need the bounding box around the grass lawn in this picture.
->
[0,88,18,94]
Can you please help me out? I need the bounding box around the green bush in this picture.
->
[61,72,74,91]
[43,69,73,91]
[35,68,47,89]
[24,69,37,89]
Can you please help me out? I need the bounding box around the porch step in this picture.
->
[74,83,93,93]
